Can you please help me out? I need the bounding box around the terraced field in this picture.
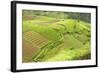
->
[22,11,91,63]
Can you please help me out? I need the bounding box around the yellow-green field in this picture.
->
[22,10,91,63]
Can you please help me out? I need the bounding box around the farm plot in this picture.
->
[22,11,91,63]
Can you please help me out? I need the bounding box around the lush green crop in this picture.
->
[22,12,91,63]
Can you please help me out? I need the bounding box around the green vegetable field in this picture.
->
[22,10,91,63]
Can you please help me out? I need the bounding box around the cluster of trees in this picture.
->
[67,13,91,23]
[22,10,91,23]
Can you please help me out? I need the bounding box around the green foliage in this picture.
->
[22,10,91,63]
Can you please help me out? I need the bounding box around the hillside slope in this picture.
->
[22,16,91,62]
